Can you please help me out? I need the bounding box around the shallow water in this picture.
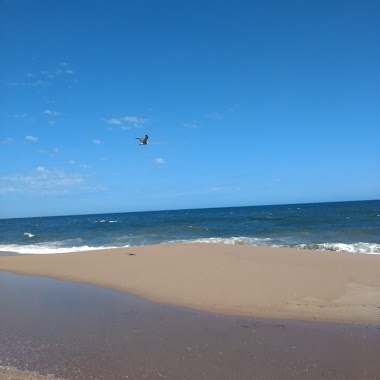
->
[0,272,379,379]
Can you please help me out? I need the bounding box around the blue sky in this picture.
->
[1,0,379,218]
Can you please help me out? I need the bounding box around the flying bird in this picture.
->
[136,135,149,145]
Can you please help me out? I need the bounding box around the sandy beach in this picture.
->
[1,243,379,325]
[1,270,380,380]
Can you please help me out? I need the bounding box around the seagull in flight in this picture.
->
[136,135,149,145]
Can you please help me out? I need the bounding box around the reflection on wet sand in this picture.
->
[0,272,379,380]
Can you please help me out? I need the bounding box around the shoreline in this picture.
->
[1,271,380,380]
[0,367,61,380]
[1,243,379,325]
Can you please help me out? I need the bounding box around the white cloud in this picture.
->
[1,138,15,144]
[184,123,198,128]
[206,112,224,120]
[10,113,27,119]
[92,139,103,145]
[0,167,83,195]
[37,148,59,156]
[9,79,49,87]
[25,135,38,142]
[9,63,76,88]
[40,70,55,79]
[154,158,166,165]
[105,118,122,125]
[104,115,146,129]
[43,109,62,116]
[0,166,109,195]
[123,116,145,125]
[41,67,75,79]
[68,160,76,165]
[36,166,47,172]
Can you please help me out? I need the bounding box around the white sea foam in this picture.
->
[23,232,35,238]
[1,239,378,255]
[166,237,380,254]
[298,242,380,254]
[0,244,126,255]
[167,236,272,246]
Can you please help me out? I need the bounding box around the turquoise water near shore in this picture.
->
[0,200,379,254]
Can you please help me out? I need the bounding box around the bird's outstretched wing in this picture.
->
[136,135,148,145]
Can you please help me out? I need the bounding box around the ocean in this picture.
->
[0,200,379,255]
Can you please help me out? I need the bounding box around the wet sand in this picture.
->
[1,272,379,380]
[0,367,59,380]
[1,243,380,325]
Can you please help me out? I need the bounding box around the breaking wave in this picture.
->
[1,238,379,256]
[0,244,124,255]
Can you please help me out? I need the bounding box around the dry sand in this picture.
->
[1,243,379,325]
[1,271,380,380]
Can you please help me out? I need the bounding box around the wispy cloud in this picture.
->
[43,109,63,116]
[9,113,27,119]
[183,123,199,129]
[206,112,224,120]
[40,66,75,79]
[175,185,240,197]
[80,164,92,169]
[9,79,49,87]
[205,106,238,121]
[37,148,60,156]
[25,135,38,142]
[153,158,166,165]
[123,116,145,125]
[105,118,122,125]
[92,139,103,145]
[0,167,107,195]
[183,109,232,128]
[0,167,83,194]
[9,63,76,87]
[67,160,93,169]
[103,115,146,130]
[1,138,15,144]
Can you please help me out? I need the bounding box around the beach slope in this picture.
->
[1,243,379,325]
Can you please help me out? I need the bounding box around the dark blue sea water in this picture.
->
[0,200,379,255]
